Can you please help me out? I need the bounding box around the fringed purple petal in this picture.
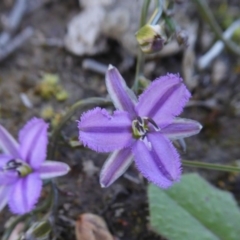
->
[19,118,48,169]
[0,185,11,212]
[100,148,133,187]
[78,107,134,152]
[0,125,20,158]
[38,160,70,179]
[106,65,137,118]
[161,118,202,140]
[9,172,42,215]
[0,171,19,185]
[132,133,181,188]
[136,74,191,127]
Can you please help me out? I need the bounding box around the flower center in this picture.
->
[132,116,160,140]
[3,159,32,177]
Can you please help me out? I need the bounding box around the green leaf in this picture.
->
[148,173,240,240]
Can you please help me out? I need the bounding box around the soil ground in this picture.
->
[0,1,240,239]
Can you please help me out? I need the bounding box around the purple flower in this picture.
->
[0,118,70,215]
[78,65,202,188]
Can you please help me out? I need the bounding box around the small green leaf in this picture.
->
[148,173,240,240]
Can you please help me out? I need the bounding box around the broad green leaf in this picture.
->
[148,173,240,240]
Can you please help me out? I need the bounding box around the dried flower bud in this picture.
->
[176,29,189,48]
[75,213,114,240]
[136,24,166,53]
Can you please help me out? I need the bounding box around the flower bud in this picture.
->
[136,24,166,53]
[176,29,189,48]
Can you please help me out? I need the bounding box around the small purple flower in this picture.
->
[0,118,70,215]
[78,65,202,188]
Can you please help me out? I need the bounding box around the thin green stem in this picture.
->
[133,0,150,93]
[48,97,111,159]
[164,15,176,32]
[139,0,151,28]
[148,0,163,25]
[133,50,145,93]
[183,160,240,172]
[194,0,240,56]
[50,180,59,237]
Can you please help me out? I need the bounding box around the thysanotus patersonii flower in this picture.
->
[78,65,202,188]
[0,118,70,214]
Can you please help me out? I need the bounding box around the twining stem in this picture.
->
[183,160,240,172]
[48,97,111,159]
[193,0,240,56]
